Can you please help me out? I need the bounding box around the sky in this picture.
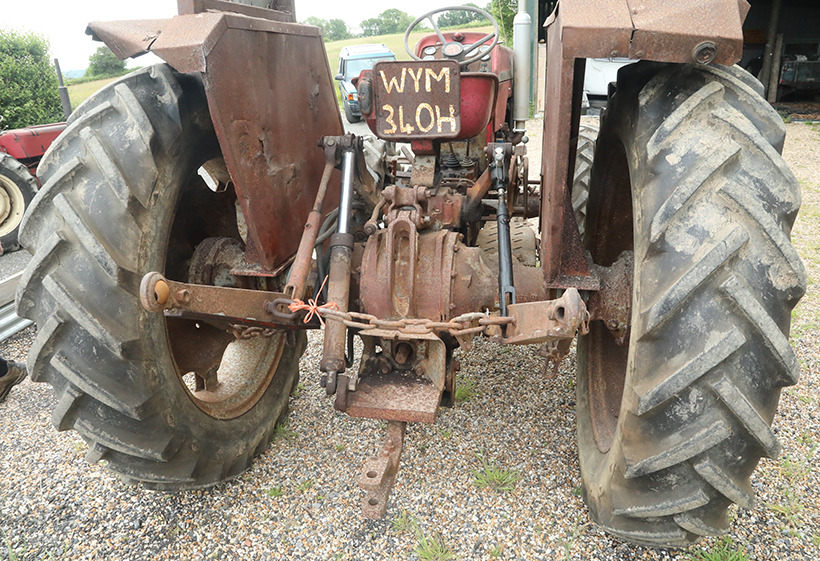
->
[2,0,467,72]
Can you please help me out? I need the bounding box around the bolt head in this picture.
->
[153,280,170,306]
[693,41,717,64]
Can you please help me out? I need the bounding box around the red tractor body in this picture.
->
[0,123,66,178]
[13,0,809,549]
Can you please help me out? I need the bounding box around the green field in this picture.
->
[67,77,120,110]
[66,26,494,108]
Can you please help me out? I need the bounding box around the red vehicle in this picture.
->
[14,0,806,547]
[0,122,66,251]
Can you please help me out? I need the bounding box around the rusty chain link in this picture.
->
[306,307,513,337]
[230,325,278,339]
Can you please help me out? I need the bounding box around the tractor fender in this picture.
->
[538,0,750,285]
[86,0,344,272]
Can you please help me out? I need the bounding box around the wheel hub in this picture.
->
[0,174,21,234]
[167,236,286,419]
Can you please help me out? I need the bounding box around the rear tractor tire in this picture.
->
[0,153,38,253]
[577,62,805,546]
[16,65,305,489]
[571,123,598,238]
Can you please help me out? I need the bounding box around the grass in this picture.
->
[556,519,583,560]
[392,510,420,534]
[765,488,805,526]
[413,530,457,561]
[472,453,519,493]
[266,486,283,498]
[273,419,297,441]
[683,537,750,561]
[291,382,305,399]
[776,446,815,481]
[391,510,456,561]
[67,76,121,109]
[454,375,479,403]
[2,531,63,561]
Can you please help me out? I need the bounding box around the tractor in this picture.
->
[15,0,805,547]
[0,124,65,252]
[0,59,72,252]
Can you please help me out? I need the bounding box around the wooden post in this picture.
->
[767,33,784,103]
[759,0,783,98]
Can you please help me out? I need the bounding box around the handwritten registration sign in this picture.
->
[372,60,461,141]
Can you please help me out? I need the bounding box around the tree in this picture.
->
[85,45,126,79]
[0,28,62,130]
[436,4,485,28]
[487,0,516,45]
[326,19,351,42]
[360,9,415,37]
[303,16,351,42]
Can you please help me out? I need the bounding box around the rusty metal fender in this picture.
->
[87,1,344,272]
[540,0,749,285]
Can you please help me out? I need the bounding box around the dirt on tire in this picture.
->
[577,62,806,547]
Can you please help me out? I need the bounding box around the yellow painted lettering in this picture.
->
[407,67,424,92]
[416,103,435,133]
[425,67,451,93]
[436,104,457,134]
[380,68,406,93]
[399,105,414,134]
[382,104,397,134]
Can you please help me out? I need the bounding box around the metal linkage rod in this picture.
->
[493,147,516,317]
[321,144,358,404]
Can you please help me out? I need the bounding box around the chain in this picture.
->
[230,325,278,339]
[309,308,513,337]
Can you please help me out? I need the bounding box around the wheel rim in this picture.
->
[582,137,633,454]
[163,173,287,420]
[0,173,26,237]
[168,319,286,419]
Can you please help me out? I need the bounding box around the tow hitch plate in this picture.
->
[373,60,461,141]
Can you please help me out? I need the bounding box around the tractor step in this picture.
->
[346,370,441,424]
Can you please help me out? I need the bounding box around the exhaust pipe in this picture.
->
[512,0,532,133]
[54,58,72,120]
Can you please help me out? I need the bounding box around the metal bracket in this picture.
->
[587,251,634,345]
[359,420,407,518]
[139,272,312,332]
[492,288,590,345]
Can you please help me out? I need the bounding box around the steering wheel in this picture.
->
[404,6,500,68]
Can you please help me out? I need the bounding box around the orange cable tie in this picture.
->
[287,276,338,326]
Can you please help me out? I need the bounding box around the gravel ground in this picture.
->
[0,120,818,561]
[0,250,30,281]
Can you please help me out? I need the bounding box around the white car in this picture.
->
[583,57,635,107]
